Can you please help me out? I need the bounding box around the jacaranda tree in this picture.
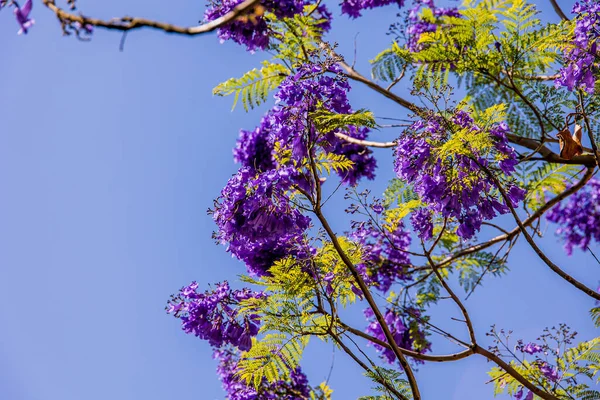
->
[6,0,600,398]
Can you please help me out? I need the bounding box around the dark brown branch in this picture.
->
[423,248,477,345]
[340,322,474,362]
[334,130,598,167]
[508,134,598,167]
[479,163,600,301]
[329,332,409,400]
[319,42,421,114]
[578,91,600,168]
[474,346,559,400]
[549,0,569,21]
[315,209,422,399]
[42,0,261,35]
[437,167,595,268]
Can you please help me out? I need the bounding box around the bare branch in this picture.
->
[334,132,396,148]
[329,332,409,400]
[42,0,261,35]
[474,346,560,400]
[549,0,569,21]
[437,167,595,268]
[478,162,600,301]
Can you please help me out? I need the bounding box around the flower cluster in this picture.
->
[214,347,311,399]
[205,0,331,51]
[272,63,377,184]
[211,167,312,276]
[555,1,600,93]
[364,307,430,364]
[2,0,34,34]
[166,281,266,351]
[394,110,525,240]
[350,219,412,293]
[511,339,560,399]
[235,62,377,186]
[546,179,600,255]
[405,0,460,52]
[341,0,404,18]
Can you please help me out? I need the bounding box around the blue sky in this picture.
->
[0,1,597,399]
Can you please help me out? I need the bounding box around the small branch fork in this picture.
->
[323,44,600,168]
[42,0,261,35]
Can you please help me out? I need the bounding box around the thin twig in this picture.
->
[478,162,600,301]
[549,0,569,21]
[42,0,261,35]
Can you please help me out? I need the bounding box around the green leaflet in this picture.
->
[383,179,420,208]
[358,366,413,400]
[212,61,290,111]
[310,108,377,134]
[518,163,581,212]
[370,42,412,82]
[237,333,308,388]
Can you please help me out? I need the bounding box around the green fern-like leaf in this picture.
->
[310,109,377,134]
[237,333,308,389]
[523,163,581,212]
[213,61,289,111]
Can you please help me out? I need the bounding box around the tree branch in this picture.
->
[436,167,595,269]
[478,163,600,301]
[473,345,560,400]
[315,209,422,399]
[329,331,409,400]
[549,0,569,21]
[42,0,261,35]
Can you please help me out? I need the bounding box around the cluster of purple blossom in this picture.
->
[341,0,403,18]
[510,341,560,399]
[555,1,599,93]
[213,63,379,275]
[166,281,266,351]
[271,63,377,185]
[394,110,525,240]
[1,0,34,34]
[211,167,312,276]
[214,348,311,399]
[405,0,460,52]
[364,307,430,364]
[205,0,331,51]
[546,179,600,255]
[349,218,412,293]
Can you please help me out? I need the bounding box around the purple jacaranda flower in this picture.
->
[394,110,523,240]
[522,342,543,354]
[539,362,560,382]
[524,391,533,400]
[514,387,523,399]
[14,0,34,35]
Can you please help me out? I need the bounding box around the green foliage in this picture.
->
[489,337,600,399]
[213,61,289,111]
[370,42,412,82]
[315,152,355,176]
[270,6,328,62]
[383,199,422,232]
[238,333,309,388]
[590,307,600,328]
[383,178,420,208]
[396,0,573,93]
[518,163,581,212]
[310,109,377,134]
[310,382,334,400]
[436,104,506,161]
[237,258,319,387]
[453,250,508,293]
[316,237,363,307]
[358,366,413,400]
